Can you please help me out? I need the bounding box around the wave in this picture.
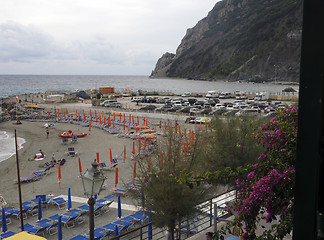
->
[0,131,26,163]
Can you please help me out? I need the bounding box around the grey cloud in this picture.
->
[0,21,55,62]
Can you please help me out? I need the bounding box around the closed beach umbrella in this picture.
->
[115,224,120,240]
[2,207,7,233]
[68,187,72,210]
[110,148,113,162]
[78,157,82,175]
[96,152,99,163]
[148,215,152,240]
[58,162,62,181]
[115,167,118,187]
[117,194,122,219]
[37,197,42,221]
[58,215,62,240]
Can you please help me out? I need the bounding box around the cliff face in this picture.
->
[151,0,303,82]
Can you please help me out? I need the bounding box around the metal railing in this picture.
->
[108,190,236,240]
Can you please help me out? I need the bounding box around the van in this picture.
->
[206,91,218,98]
[102,100,121,108]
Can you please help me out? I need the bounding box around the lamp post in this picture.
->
[80,160,106,240]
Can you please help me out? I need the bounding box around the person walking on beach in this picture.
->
[46,127,49,139]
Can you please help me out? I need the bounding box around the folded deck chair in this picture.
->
[111,188,127,196]
[52,197,66,209]
[67,147,77,157]
[62,138,68,145]
[99,160,118,171]
[71,135,78,143]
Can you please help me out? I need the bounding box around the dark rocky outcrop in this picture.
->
[151,0,303,82]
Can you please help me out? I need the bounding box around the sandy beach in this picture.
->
[0,104,164,239]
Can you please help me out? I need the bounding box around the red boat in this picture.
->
[58,130,87,138]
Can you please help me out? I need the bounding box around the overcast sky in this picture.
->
[0,0,219,75]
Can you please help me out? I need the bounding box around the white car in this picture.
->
[190,108,201,114]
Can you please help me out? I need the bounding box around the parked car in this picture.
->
[178,106,191,113]
[200,108,212,114]
[102,100,122,108]
[181,92,191,97]
[190,108,201,114]
[139,105,157,111]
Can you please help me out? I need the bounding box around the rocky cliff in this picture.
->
[150,0,303,82]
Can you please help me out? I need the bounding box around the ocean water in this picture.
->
[0,131,26,163]
[0,75,299,99]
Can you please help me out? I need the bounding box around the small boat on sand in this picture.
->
[58,130,87,138]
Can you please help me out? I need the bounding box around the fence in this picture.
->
[108,190,236,240]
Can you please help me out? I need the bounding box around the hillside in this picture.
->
[150,0,303,82]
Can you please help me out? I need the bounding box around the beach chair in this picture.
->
[0,231,15,238]
[113,219,134,231]
[99,160,118,171]
[11,204,31,219]
[48,213,77,229]
[111,188,127,196]
[52,197,67,209]
[102,223,123,233]
[67,147,77,157]
[14,171,43,183]
[34,218,58,235]
[70,235,90,240]
[20,223,47,236]
[84,228,107,239]
[62,138,68,145]
[31,195,51,209]
[71,135,78,143]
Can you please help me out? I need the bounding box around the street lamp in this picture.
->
[80,160,106,240]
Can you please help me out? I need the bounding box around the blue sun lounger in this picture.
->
[0,231,15,238]
[70,235,90,240]
[113,219,134,231]
[52,197,66,209]
[84,227,107,239]
[101,223,123,233]
[48,213,78,229]
[20,223,47,235]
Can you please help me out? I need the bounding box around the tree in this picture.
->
[129,125,211,239]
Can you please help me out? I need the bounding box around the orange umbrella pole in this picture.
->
[148,157,151,172]
[110,148,113,162]
[123,145,126,162]
[137,116,139,125]
[129,114,131,122]
[58,109,60,119]
[123,122,125,131]
[143,117,145,125]
[132,141,135,154]
[96,152,99,163]
[39,110,41,118]
[146,118,148,126]
[89,121,91,133]
[78,157,82,174]
[133,161,137,179]
[144,136,147,148]
[139,138,141,151]
[164,121,167,130]
[119,114,122,120]
[124,113,125,122]
[115,167,118,187]
[48,111,50,118]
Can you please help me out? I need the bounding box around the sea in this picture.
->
[0,74,299,163]
[0,75,299,99]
